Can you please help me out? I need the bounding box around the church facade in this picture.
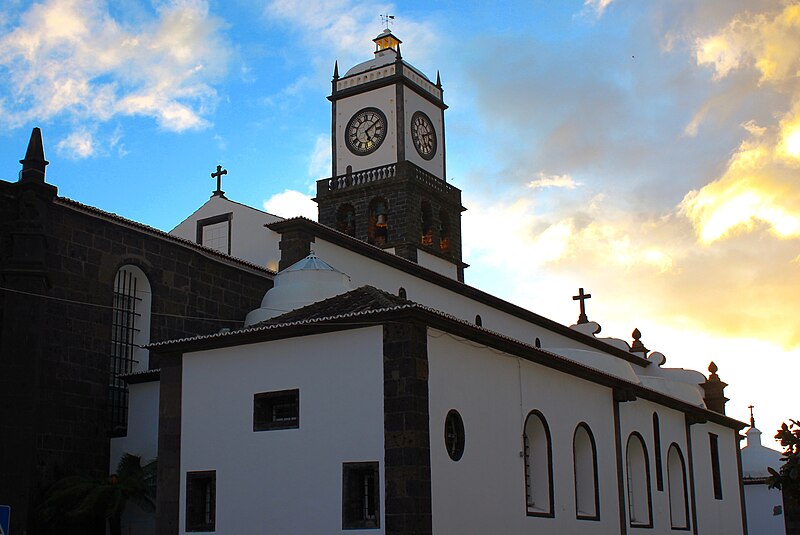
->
[2,29,749,535]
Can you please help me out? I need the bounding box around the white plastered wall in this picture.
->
[170,195,283,270]
[416,248,458,279]
[110,380,160,535]
[744,484,786,535]
[179,328,385,535]
[618,398,695,534]
[335,85,397,174]
[690,421,746,534]
[313,238,623,359]
[427,330,619,534]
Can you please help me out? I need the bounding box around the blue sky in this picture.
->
[2,0,798,442]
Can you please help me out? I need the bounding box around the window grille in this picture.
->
[342,462,380,529]
[253,389,300,431]
[186,471,216,532]
[109,268,141,432]
[524,432,533,507]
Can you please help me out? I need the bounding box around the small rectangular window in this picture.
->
[342,462,380,529]
[709,433,723,500]
[186,471,216,532]
[254,389,299,431]
[196,213,232,255]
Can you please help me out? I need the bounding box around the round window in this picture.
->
[444,409,465,461]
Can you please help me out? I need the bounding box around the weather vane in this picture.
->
[380,13,395,30]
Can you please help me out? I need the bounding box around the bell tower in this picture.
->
[315,29,466,281]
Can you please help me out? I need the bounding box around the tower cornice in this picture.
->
[329,71,447,110]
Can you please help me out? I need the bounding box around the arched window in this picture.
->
[625,432,652,527]
[653,413,663,491]
[667,444,689,530]
[368,197,389,246]
[420,201,433,246]
[474,314,482,326]
[336,203,356,237]
[523,410,554,516]
[438,209,450,252]
[110,265,151,435]
[398,287,407,299]
[573,423,599,520]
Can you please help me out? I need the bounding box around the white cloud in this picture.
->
[308,135,331,180]
[263,189,318,220]
[57,128,95,158]
[0,0,231,131]
[527,172,580,190]
[264,0,438,71]
[583,0,615,17]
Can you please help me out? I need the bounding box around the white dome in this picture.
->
[244,252,351,326]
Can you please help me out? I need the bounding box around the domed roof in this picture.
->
[342,29,431,83]
[281,251,342,273]
[244,252,351,326]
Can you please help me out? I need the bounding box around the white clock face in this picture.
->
[411,111,436,160]
[346,107,387,155]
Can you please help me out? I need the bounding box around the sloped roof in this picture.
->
[259,285,409,325]
[56,197,275,275]
[145,285,744,431]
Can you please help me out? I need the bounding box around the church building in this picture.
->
[1,29,749,535]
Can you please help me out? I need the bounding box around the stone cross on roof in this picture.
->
[572,287,592,324]
[211,165,227,197]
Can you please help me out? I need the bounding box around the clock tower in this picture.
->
[315,29,466,280]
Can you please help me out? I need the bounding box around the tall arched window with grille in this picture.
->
[625,432,653,527]
[667,443,690,530]
[573,423,600,520]
[109,265,151,436]
[523,410,554,516]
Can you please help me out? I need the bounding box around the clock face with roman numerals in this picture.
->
[411,111,437,160]
[346,107,387,155]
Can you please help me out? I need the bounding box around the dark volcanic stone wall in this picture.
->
[0,179,273,534]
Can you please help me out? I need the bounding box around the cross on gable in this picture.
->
[572,287,592,324]
[211,165,227,197]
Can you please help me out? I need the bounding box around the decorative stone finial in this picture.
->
[333,60,339,79]
[436,70,442,88]
[629,327,648,357]
[19,127,49,184]
[701,361,729,414]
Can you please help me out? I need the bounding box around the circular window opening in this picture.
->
[444,409,465,461]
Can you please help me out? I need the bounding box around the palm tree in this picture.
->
[37,453,156,535]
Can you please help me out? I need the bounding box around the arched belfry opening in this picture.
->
[421,201,433,246]
[368,197,389,246]
[336,203,356,236]
[439,209,451,253]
